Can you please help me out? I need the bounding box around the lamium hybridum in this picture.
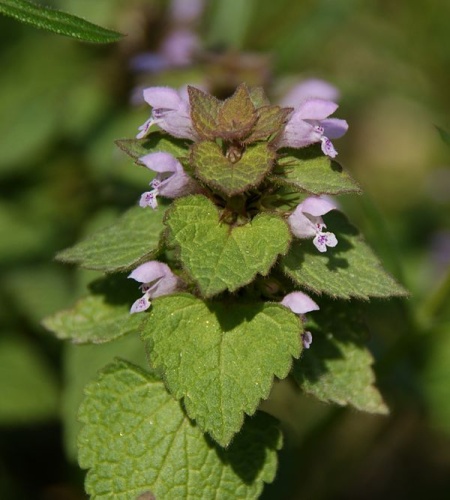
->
[45,82,407,500]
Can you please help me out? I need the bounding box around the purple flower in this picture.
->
[288,196,338,253]
[160,29,200,66]
[170,0,205,24]
[128,261,179,313]
[280,78,340,107]
[130,54,168,74]
[277,98,348,158]
[281,291,320,314]
[281,291,319,349]
[139,152,198,209]
[131,30,199,74]
[137,86,196,140]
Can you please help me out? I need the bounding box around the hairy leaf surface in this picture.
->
[273,145,361,195]
[0,0,123,43]
[57,206,166,272]
[191,141,275,196]
[293,300,388,413]
[281,211,407,299]
[116,133,190,163]
[142,294,301,445]
[166,195,291,297]
[78,360,282,499]
[43,275,145,344]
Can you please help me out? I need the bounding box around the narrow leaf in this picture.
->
[281,211,408,299]
[0,0,123,43]
[142,294,301,446]
[436,125,450,148]
[293,300,388,414]
[79,360,282,499]
[166,195,291,297]
[57,206,166,273]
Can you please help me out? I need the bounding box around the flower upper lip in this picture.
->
[137,86,197,141]
[276,98,348,157]
[138,151,200,209]
[128,261,180,314]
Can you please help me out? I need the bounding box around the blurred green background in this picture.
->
[1,0,449,498]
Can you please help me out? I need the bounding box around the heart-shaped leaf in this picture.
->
[142,294,301,445]
[191,141,275,196]
[165,195,291,297]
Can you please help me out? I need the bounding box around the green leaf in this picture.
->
[0,0,123,43]
[115,132,190,163]
[166,195,291,297]
[43,275,145,344]
[79,360,281,499]
[191,141,275,196]
[188,86,222,140]
[62,332,148,462]
[57,206,166,272]
[281,211,407,299]
[142,293,301,446]
[436,126,450,147]
[272,145,361,195]
[292,300,388,414]
[0,335,58,424]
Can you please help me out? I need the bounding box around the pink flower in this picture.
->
[280,78,340,107]
[170,0,205,24]
[128,261,179,313]
[288,196,338,253]
[139,152,198,209]
[160,29,200,66]
[281,291,319,349]
[137,86,196,140]
[277,98,348,158]
[281,291,319,314]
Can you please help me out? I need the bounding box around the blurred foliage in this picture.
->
[0,0,449,498]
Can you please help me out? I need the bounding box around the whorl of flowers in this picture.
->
[129,82,348,321]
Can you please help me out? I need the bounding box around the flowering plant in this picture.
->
[45,83,406,499]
